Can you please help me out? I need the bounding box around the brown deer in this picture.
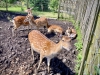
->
[24,13,49,33]
[25,7,33,15]
[28,30,72,72]
[66,27,77,39]
[11,8,33,36]
[47,24,64,37]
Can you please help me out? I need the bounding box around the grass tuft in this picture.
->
[64,16,83,74]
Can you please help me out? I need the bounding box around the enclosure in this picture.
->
[58,0,100,75]
[0,0,100,75]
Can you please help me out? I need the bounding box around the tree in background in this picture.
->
[0,0,59,12]
[29,0,49,11]
[5,0,8,11]
[49,0,58,12]
[8,0,16,3]
[26,0,29,8]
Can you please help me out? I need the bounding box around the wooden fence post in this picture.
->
[78,0,100,75]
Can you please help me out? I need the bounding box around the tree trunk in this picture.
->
[27,0,29,8]
[58,0,61,19]
[5,0,8,11]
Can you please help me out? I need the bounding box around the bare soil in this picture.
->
[0,11,77,75]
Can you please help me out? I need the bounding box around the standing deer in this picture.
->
[28,30,72,73]
[11,8,33,36]
[24,13,49,33]
[25,7,33,15]
[66,27,77,39]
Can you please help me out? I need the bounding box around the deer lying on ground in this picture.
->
[11,8,33,36]
[24,13,49,33]
[47,24,64,37]
[28,30,72,73]
[66,27,77,39]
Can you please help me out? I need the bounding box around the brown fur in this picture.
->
[47,24,63,34]
[13,16,29,29]
[28,30,72,72]
[66,27,77,39]
[34,17,49,29]
[24,14,49,32]
[12,8,34,36]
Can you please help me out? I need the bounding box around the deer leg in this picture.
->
[12,28,15,36]
[31,46,34,61]
[36,26,39,31]
[37,54,43,71]
[12,27,17,37]
[30,24,32,30]
[28,25,30,34]
[43,26,46,33]
[47,58,51,73]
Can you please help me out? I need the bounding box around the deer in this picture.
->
[65,27,77,39]
[24,12,49,33]
[47,24,64,37]
[28,30,72,73]
[25,7,33,15]
[11,8,33,36]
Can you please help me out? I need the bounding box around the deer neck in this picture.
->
[53,40,63,53]
[29,18,35,25]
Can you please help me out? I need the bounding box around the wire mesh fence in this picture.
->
[58,0,100,75]
[0,0,100,75]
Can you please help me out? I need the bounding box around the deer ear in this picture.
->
[25,7,33,13]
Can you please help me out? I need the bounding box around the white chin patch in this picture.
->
[63,46,72,51]
[11,19,14,23]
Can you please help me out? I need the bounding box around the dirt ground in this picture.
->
[0,11,77,75]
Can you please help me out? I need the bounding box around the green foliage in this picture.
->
[94,66,100,74]
[74,22,83,73]
[75,42,82,51]
[49,0,58,11]
[8,0,16,3]
[0,1,6,7]
[0,6,58,18]
[0,0,18,8]
[64,16,83,74]
[74,25,83,51]
[29,0,49,11]
[0,0,58,12]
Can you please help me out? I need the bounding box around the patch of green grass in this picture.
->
[63,16,83,74]
[32,10,58,18]
[74,23,83,74]
[0,6,58,18]
[0,6,26,12]
[74,25,83,51]
[94,65,100,74]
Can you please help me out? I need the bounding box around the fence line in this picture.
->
[58,0,100,75]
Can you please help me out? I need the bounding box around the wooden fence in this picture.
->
[58,0,100,75]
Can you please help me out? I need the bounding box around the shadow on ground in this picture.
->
[0,10,77,75]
